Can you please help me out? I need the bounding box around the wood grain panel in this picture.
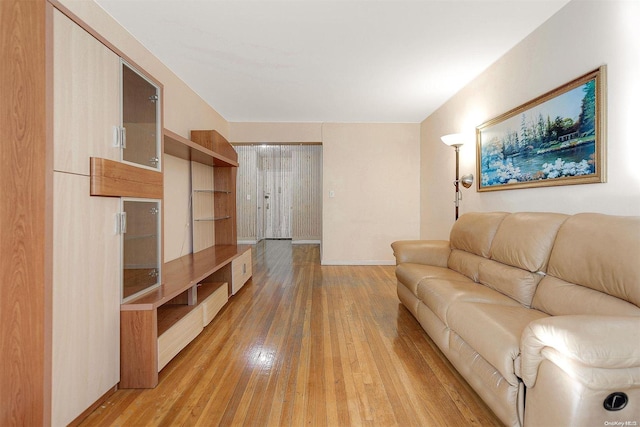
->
[214,167,237,246]
[157,305,203,371]
[120,310,158,389]
[52,172,120,426]
[231,247,252,295]
[90,157,163,199]
[52,8,120,176]
[200,282,228,326]
[121,244,242,310]
[191,129,238,162]
[0,0,48,425]
[80,241,502,426]
[164,129,238,167]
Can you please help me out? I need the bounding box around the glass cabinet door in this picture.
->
[121,61,161,170]
[121,199,161,303]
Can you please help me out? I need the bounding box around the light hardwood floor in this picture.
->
[80,240,502,426]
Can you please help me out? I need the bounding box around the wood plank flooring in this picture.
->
[80,240,502,426]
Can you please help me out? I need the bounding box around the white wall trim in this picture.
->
[320,260,396,266]
[292,240,321,245]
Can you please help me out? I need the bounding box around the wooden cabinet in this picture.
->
[52,172,120,426]
[50,9,124,426]
[53,10,161,177]
[53,8,120,176]
[119,130,250,389]
[232,247,252,295]
[120,246,237,388]
[51,9,165,422]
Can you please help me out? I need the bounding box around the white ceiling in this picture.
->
[94,0,570,123]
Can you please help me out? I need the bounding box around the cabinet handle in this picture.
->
[115,212,127,234]
[113,126,120,147]
[121,127,127,149]
[112,126,127,149]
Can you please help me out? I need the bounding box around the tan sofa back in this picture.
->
[481,212,568,307]
[448,212,568,307]
[448,212,507,282]
[532,213,640,316]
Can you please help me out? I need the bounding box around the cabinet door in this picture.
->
[122,199,162,302]
[52,172,120,426]
[53,9,120,176]
[122,62,161,170]
[231,248,252,295]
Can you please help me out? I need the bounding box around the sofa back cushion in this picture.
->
[449,212,508,257]
[532,276,640,316]
[489,212,568,273]
[545,213,640,308]
[478,260,543,308]
[448,249,483,282]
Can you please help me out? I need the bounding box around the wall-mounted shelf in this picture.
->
[193,216,231,221]
[163,129,238,167]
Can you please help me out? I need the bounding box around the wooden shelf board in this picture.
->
[157,304,195,336]
[90,157,163,199]
[121,245,243,311]
[197,281,227,300]
[163,129,238,167]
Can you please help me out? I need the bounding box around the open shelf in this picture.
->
[163,129,238,167]
[121,244,242,311]
[121,128,245,389]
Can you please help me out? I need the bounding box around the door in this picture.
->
[259,146,292,239]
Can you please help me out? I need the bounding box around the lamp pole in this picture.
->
[441,134,472,222]
[454,144,461,221]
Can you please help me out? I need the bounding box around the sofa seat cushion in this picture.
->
[447,301,549,386]
[416,277,520,326]
[396,263,467,295]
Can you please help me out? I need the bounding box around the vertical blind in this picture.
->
[234,144,322,242]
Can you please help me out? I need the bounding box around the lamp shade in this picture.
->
[441,133,466,147]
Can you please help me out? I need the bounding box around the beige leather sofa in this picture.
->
[391,212,640,426]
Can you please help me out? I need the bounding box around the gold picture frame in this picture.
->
[476,66,606,191]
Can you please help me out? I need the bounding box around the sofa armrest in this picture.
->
[390,240,450,267]
[521,315,640,389]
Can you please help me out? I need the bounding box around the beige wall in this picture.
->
[321,123,420,264]
[421,0,640,239]
[230,122,322,143]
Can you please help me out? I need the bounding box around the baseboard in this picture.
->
[291,240,321,245]
[68,384,117,426]
[320,259,396,266]
[238,239,258,244]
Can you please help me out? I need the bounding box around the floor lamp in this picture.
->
[441,134,474,221]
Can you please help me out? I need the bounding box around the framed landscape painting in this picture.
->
[476,66,606,191]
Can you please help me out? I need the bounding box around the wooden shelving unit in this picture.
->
[119,129,250,389]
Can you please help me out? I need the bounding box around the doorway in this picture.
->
[234,144,322,244]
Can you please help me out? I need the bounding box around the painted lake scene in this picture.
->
[477,69,603,191]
